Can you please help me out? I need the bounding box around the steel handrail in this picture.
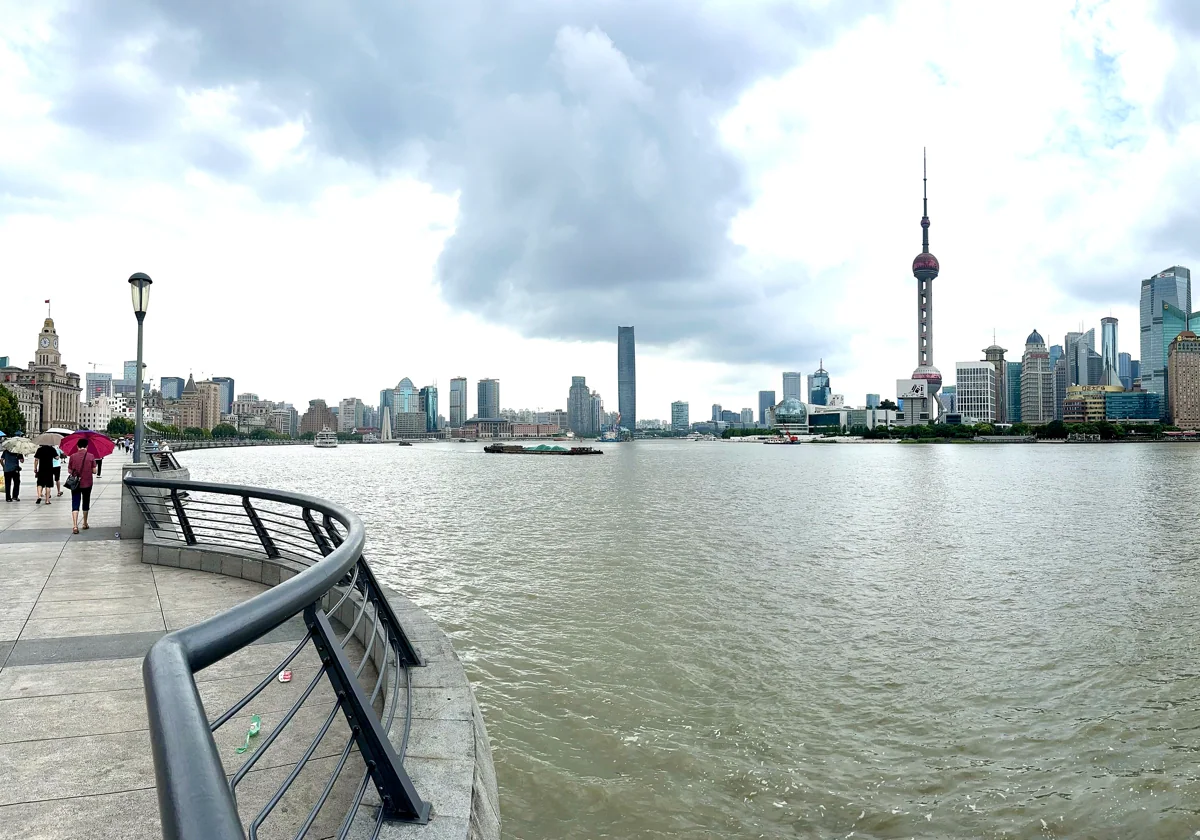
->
[124,475,430,839]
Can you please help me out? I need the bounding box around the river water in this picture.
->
[184,440,1200,839]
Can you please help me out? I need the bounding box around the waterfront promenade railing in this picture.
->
[123,474,430,840]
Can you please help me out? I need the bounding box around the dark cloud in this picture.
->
[41,0,890,363]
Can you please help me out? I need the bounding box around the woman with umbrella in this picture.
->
[33,435,60,505]
[61,430,113,533]
[2,435,36,502]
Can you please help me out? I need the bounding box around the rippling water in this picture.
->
[184,440,1200,838]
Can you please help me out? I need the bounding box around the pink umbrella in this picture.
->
[60,430,115,459]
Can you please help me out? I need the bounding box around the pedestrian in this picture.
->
[2,447,22,502]
[52,446,63,496]
[66,438,96,534]
[95,455,103,477]
[33,444,57,505]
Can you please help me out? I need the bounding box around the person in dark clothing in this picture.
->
[2,448,23,502]
[34,444,57,504]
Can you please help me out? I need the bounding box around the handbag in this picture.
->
[64,472,80,491]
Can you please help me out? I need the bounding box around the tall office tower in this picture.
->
[1020,330,1055,423]
[671,401,689,433]
[477,378,500,419]
[757,391,776,425]
[568,376,594,435]
[1141,266,1192,411]
[338,398,363,432]
[782,372,803,401]
[982,343,1007,423]
[1168,331,1200,428]
[449,377,467,427]
[954,362,996,422]
[865,393,880,409]
[1130,359,1140,386]
[1054,356,1068,420]
[1006,361,1023,422]
[123,360,138,383]
[85,372,113,399]
[1101,317,1118,373]
[395,378,416,413]
[617,326,636,431]
[211,377,235,413]
[418,385,438,431]
[808,362,831,406]
[710,404,721,422]
[1118,352,1133,390]
[161,376,185,401]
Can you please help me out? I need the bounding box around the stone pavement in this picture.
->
[0,452,308,840]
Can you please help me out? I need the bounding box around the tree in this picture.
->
[0,385,25,437]
[211,423,239,439]
[878,399,898,411]
[248,427,272,440]
[106,416,135,436]
[299,431,315,440]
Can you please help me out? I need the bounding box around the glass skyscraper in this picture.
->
[1140,266,1192,415]
[807,363,831,405]
[212,376,235,414]
[1101,317,1118,375]
[782,372,802,401]
[1118,352,1132,390]
[161,376,185,401]
[617,326,636,431]
[758,390,775,425]
[1006,361,1022,423]
[396,378,416,413]
[419,385,438,432]
[449,377,467,427]
[477,378,500,419]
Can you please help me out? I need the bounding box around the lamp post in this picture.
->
[128,272,153,463]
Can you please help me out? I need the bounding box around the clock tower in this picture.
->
[35,318,62,367]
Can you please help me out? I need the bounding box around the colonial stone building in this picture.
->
[0,318,81,432]
[177,375,222,431]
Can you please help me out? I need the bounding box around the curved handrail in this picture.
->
[124,475,430,840]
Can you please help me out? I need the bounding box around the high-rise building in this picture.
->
[1006,362,1022,423]
[1066,329,1096,386]
[1048,344,1063,374]
[590,390,604,433]
[1167,330,1200,428]
[161,376,185,401]
[1101,317,1118,375]
[982,343,1007,423]
[807,362,831,406]
[782,372,803,401]
[212,377,235,414]
[338,398,363,432]
[449,377,467,427]
[710,404,721,422]
[568,376,594,435]
[1141,266,1192,412]
[300,399,336,435]
[1130,359,1141,388]
[478,378,500,419]
[757,391,776,425]
[898,151,944,425]
[1054,357,1068,420]
[617,326,636,431]
[85,372,112,399]
[865,393,881,409]
[940,385,957,414]
[740,408,754,424]
[1020,330,1055,424]
[954,362,996,422]
[394,378,417,413]
[123,360,138,384]
[1118,352,1133,391]
[671,401,689,433]
[419,385,438,432]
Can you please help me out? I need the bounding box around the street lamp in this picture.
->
[129,272,152,463]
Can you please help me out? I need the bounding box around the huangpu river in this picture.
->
[185,440,1200,838]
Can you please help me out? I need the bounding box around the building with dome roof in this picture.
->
[1020,330,1055,423]
[0,317,80,432]
[896,151,945,426]
[981,341,1008,422]
[772,397,809,435]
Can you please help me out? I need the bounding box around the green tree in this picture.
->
[299,431,315,440]
[211,423,239,439]
[106,416,135,436]
[878,398,898,411]
[249,427,272,440]
[0,385,26,437]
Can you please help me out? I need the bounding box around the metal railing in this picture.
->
[146,450,184,472]
[124,475,430,840]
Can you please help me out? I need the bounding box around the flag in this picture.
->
[44,299,49,303]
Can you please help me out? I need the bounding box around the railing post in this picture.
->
[356,558,423,667]
[304,605,431,824]
[170,489,197,545]
[242,497,280,559]
[303,509,333,556]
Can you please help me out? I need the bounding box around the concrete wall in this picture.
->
[139,533,500,839]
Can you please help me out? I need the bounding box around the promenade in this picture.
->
[0,454,297,839]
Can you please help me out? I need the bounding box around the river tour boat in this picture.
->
[313,428,338,449]
[484,443,603,456]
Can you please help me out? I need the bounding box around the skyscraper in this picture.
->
[757,391,775,425]
[1118,352,1132,390]
[85,372,112,399]
[449,377,467,427]
[212,376,235,414]
[1140,266,1192,411]
[865,393,881,409]
[670,401,689,433]
[1020,330,1055,424]
[617,326,636,431]
[161,376,185,401]
[1168,331,1200,428]
[897,150,944,424]
[419,385,438,432]
[1006,361,1022,423]
[782,372,803,401]
[1101,317,1118,375]
[710,404,721,422]
[477,378,500,419]
[955,362,996,422]
[807,362,831,406]
[396,378,416,413]
[982,342,1007,423]
[568,376,594,435]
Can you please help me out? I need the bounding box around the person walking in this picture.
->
[33,444,57,505]
[66,438,96,534]
[52,446,63,497]
[2,448,22,502]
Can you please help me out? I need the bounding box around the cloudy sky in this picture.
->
[1,0,1197,420]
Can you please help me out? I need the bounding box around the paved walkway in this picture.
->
[0,453,309,840]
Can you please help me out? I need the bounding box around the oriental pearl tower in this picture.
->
[910,149,943,421]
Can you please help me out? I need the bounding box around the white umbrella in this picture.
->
[2,437,37,455]
[44,427,75,435]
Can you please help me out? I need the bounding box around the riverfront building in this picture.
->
[1118,353,1133,390]
[85,371,112,400]
[568,377,594,435]
[300,399,336,435]
[1062,385,1123,424]
[338,398,363,432]
[617,326,636,431]
[1101,317,1119,379]
[671,401,689,433]
[1167,330,1200,429]
[782,372,802,401]
[418,386,438,432]
[954,362,996,423]
[0,317,82,433]
[449,377,467,428]
[1006,361,1022,422]
[161,376,184,401]
[981,343,1007,423]
[758,390,776,425]
[477,378,500,420]
[212,376,235,414]
[865,393,880,409]
[773,398,809,435]
[1020,330,1055,424]
[1105,391,1160,422]
[808,363,831,406]
[1140,266,1192,413]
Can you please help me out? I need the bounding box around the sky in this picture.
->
[1,0,1198,420]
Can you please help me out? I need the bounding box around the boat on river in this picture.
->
[484,444,603,456]
[313,428,338,449]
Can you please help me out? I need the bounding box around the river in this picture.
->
[184,440,1200,839]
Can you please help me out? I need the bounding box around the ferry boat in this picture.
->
[313,428,338,449]
[484,443,603,456]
